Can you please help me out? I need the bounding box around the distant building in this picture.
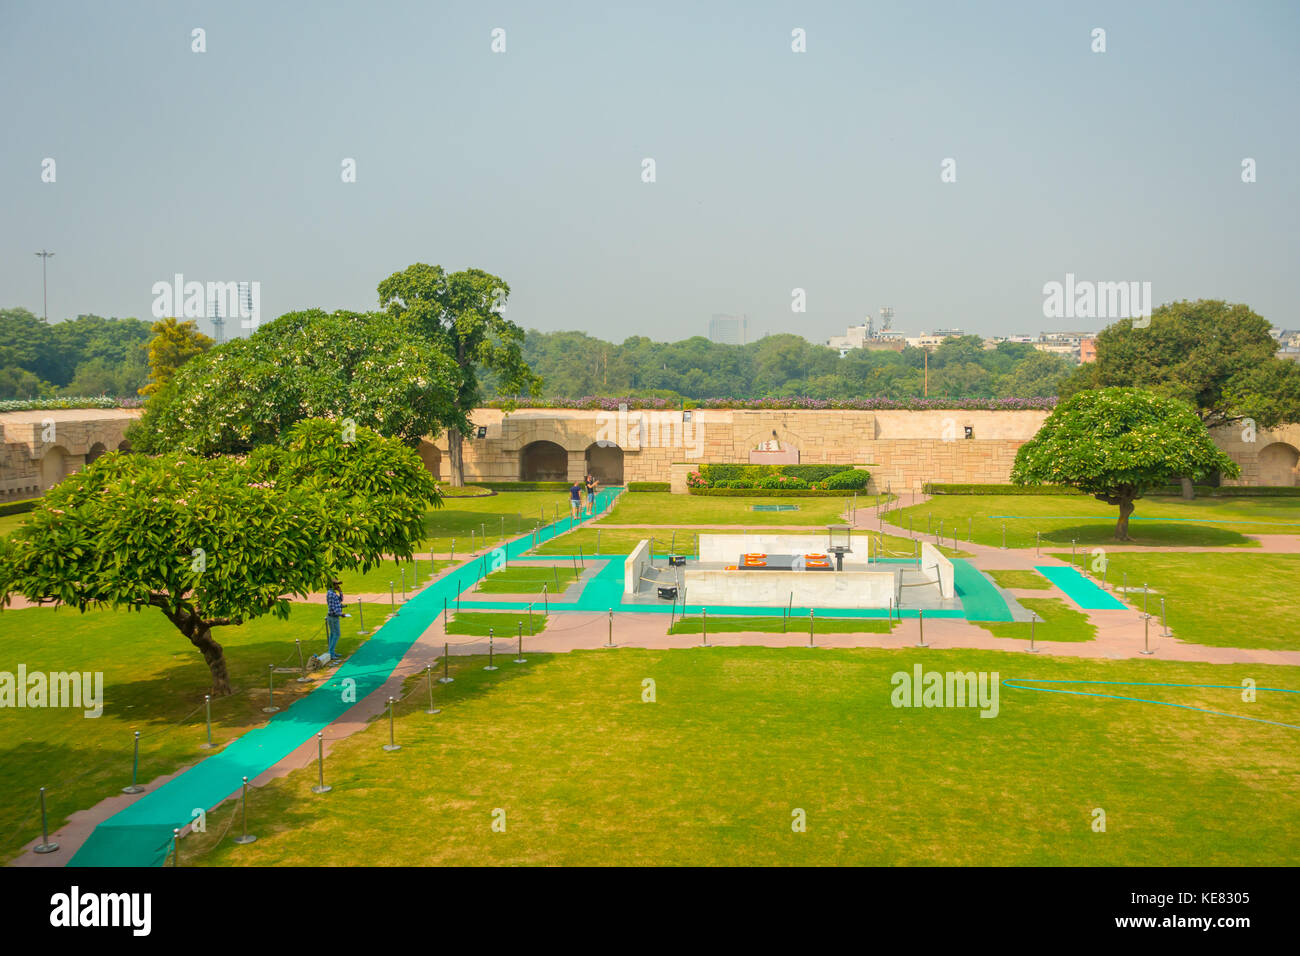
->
[709,314,750,345]
[905,330,965,350]
[1080,337,1097,363]
[827,319,905,356]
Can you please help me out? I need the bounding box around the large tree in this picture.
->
[0,419,440,694]
[377,265,542,485]
[139,317,214,396]
[1012,388,1238,539]
[1058,299,1300,496]
[1058,300,1300,429]
[128,308,464,455]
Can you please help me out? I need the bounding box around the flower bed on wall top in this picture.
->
[484,396,1059,411]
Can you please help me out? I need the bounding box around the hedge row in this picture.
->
[700,463,861,484]
[0,497,40,517]
[688,487,857,498]
[477,481,573,492]
[0,397,143,412]
[1196,486,1300,497]
[627,482,671,492]
[923,483,1086,496]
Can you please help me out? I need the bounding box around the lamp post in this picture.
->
[34,250,54,322]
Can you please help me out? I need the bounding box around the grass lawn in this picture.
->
[418,491,574,553]
[0,603,358,862]
[436,483,496,498]
[445,612,549,636]
[600,492,856,526]
[975,598,1096,643]
[886,494,1300,549]
[180,647,1300,866]
[668,616,895,635]
[0,512,30,538]
[986,569,1053,590]
[335,557,450,596]
[476,566,580,594]
[1049,551,1300,652]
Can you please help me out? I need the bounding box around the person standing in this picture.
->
[569,479,583,520]
[585,473,599,514]
[325,579,345,662]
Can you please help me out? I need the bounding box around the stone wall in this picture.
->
[1212,422,1300,487]
[0,409,142,501]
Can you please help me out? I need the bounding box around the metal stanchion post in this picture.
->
[1141,614,1154,655]
[312,732,331,793]
[451,538,455,563]
[172,828,180,866]
[233,777,256,844]
[1028,612,1039,653]
[1035,531,1040,557]
[384,697,401,751]
[915,608,928,648]
[389,582,395,608]
[809,610,815,647]
[443,597,448,635]
[701,608,710,647]
[543,585,548,614]
[263,664,279,714]
[200,694,213,750]
[296,638,310,682]
[1161,597,1170,637]
[122,731,146,794]
[357,597,367,636]
[485,629,498,671]
[471,529,476,552]
[401,567,407,600]
[1000,522,1007,550]
[1071,540,1077,567]
[425,665,441,715]
[1143,583,1149,616]
[515,622,527,663]
[439,643,453,683]
[528,603,534,636]
[606,608,616,647]
[34,787,58,854]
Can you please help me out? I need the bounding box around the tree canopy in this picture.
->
[1011,387,1239,539]
[378,264,541,484]
[139,317,214,396]
[128,309,464,455]
[1057,299,1300,429]
[0,419,440,694]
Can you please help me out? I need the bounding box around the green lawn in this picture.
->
[335,557,450,597]
[476,566,581,594]
[599,492,856,526]
[975,598,1096,643]
[445,611,549,637]
[0,512,30,538]
[418,491,575,553]
[668,615,896,635]
[986,569,1053,590]
[886,494,1300,549]
[436,483,496,498]
[1049,551,1300,652]
[179,647,1300,866]
[0,603,355,861]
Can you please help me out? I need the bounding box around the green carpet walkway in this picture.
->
[68,489,622,867]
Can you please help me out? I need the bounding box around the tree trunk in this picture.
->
[190,626,232,696]
[447,427,465,487]
[1180,476,1195,500]
[1115,498,1135,541]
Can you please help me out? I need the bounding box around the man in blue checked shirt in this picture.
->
[325,579,347,662]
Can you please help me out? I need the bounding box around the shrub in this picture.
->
[478,481,572,492]
[627,482,670,492]
[925,483,1086,495]
[688,487,852,497]
[824,469,870,490]
[0,497,41,517]
[780,464,850,483]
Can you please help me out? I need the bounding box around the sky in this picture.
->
[2,0,1297,344]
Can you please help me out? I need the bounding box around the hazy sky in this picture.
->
[3,0,1297,343]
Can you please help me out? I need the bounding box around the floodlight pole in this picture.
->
[35,250,54,322]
